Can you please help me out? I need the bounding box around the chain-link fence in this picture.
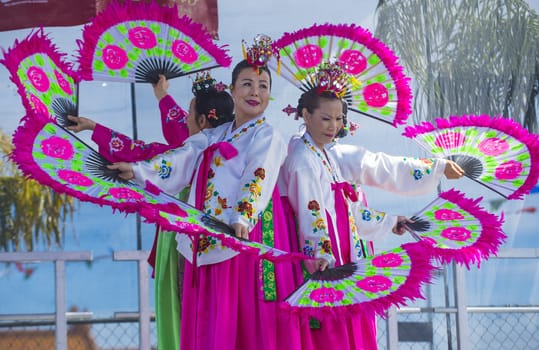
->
[1,309,538,349]
[0,317,157,350]
[2,249,538,349]
[375,308,539,350]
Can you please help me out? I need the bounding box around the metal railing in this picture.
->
[1,248,538,349]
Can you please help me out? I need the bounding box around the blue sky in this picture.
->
[1,0,538,317]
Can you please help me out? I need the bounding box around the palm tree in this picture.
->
[375,0,539,132]
[0,129,77,252]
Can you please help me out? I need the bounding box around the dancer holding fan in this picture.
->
[278,63,419,349]
[66,72,231,162]
[269,23,470,349]
[66,72,234,350]
[111,36,307,350]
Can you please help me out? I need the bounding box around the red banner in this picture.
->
[0,0,96,32]
[97,0,219,39]
[1,0,219,39]
[176,0,219,39]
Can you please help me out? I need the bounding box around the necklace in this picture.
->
[302,135,338,182]
[225,117,265,143]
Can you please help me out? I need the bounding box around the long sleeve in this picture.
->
[90,95,189,163]
[331,143,448,196]
[351,202,397,241]
[92,123,176,163]
[159,95,189,146]
[229,127,286,230]
[131,132,208,195]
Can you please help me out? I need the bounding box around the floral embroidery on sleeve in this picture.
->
[236,199,254,219]
[235,167,266,223]
[319,239,332,255]
[131,139,146,151]
[109,133,125,153]
[153,159,172,179]
[303,240,315,257]
[349,213,358,235]
[405,157,434,180]
[360,208,385,222]
[197,236,216,253]
[191,235,227,257]
[166,105,187,123]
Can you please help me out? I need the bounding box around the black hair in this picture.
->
[334,100,349,139]
[296,87,348,139]
[231,59,272,88]
[194,88,235,127]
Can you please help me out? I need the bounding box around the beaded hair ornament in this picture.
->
[313,61,349,98]
[191,71,217,94]
[242,34,280,72]
[282,62,351,120]
[191,71,226,121]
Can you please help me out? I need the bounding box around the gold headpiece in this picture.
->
[314,62,348,98]
[242,34,278,68]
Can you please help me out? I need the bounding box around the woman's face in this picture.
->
[230,68,271,121]
[303,98,344,149]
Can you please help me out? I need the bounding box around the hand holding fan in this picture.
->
[399,188,506,268]
[10,111,306,264]
[1,29,78,127]
[403,115,539,199]
[269,23,412,126]
[77,0,232,83]
[282,242,435,319]
[11,111,188,215]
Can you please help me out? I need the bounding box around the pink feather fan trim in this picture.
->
[76,0,232,81]
[403,115,539,199]
[280,241,437,320]
[432,188,507,268]
[273,23,412,127]
[0,28,79,114]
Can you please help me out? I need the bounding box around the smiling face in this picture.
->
[230,67,271,122]
[303,97,344,149]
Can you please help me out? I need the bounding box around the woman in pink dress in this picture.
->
[67,73,235,350]
[111,51,305,349]
[278,62,465,349]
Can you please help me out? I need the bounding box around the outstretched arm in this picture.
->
[331,143,463,196]
[67,113,179,163]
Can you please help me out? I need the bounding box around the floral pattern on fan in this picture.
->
[0,29,78,127]
[402,189,506,268]
[269,23,412,126]
[403,115,539,199]
[11,112,188,217]
[77,1,232,83]
[11,111,309,265]
[281,242,435,319]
